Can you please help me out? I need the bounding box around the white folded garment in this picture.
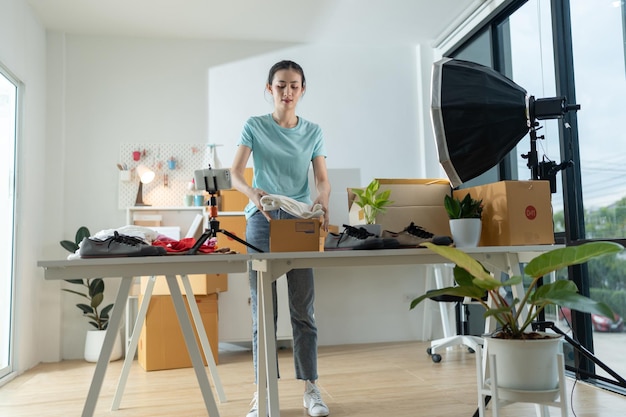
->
[260,194,325,219]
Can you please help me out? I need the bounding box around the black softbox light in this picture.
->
[431,58,530,188]
[431,58,579,189]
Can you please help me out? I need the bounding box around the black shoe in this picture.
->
[79,231,167,258]
[382,222,453,247]
[324,224,386,250]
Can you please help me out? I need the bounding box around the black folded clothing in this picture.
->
[79,231,167,258]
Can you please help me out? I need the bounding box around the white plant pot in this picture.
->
[449,218,481,247]
[486,333,563,393]
[84,329,123,363]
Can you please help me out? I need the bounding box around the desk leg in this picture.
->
[166,274,220,417]
[257,269,281,417]
[81,277,132,417]
[112,275,156,410]
[180,274,227,403]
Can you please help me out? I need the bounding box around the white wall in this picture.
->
[0,0,49,374]
[208,44,425,184]
[48,36,450,359]
[41,35,445,359]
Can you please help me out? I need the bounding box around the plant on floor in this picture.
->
[444,193,483,219]
[60,226,113,330]
[351,179,394,224]
[410,241,622,339]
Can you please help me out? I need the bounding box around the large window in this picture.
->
[569,0,626,385]
[0,65,18,382]
[446,0,626,393]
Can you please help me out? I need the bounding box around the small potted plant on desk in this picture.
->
[444,193,483,247]
[60,226,123,362]
[350,179,393,236]
[410,241,622,397]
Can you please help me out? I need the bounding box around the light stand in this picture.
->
[521,96,578,192]
[187,168,263,255]
[532,321,626,388]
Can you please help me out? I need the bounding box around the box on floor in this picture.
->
[138,293,219,371]
[139,273,228,296]
[453,180,554,246]
[348,178,452,237]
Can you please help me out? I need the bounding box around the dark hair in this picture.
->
[267,60,306,87]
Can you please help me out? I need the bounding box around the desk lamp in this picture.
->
[134,164,155,206]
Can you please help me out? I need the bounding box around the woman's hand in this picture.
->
[251,188,272,221]
[313,195,330,231]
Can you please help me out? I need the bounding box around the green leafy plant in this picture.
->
[410,241,622,339]
[444,193,483,219]
[351,179,394,224]
[60,226,113,330]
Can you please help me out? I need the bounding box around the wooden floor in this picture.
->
[1,341,625,417]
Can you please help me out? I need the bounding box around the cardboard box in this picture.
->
[453,180,554,246]
[348,178,451,236]
[138,294,219,371]
[213,215,248,253]
[219,190,249,212]
[219,167,253,212]
[140,273,228,295]
[270,218,320,252]
[376,206,452,237]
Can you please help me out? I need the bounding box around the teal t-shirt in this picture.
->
[238,114,327,218]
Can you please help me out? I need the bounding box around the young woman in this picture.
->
[230,60,331,417]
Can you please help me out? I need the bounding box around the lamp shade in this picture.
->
[431,58,530,188]
[134,164,155,206]
[136,164,155,184]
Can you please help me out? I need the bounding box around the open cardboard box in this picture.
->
[347,178,452,236]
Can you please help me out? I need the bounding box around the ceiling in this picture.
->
[25,0,474,44]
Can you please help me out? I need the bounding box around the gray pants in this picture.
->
[246,209,318,383]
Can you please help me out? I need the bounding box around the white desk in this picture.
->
[250,245,560,417]
[38,254,249,417]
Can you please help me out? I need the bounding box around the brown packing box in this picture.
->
[219,190,249,212]
[140,273,228,296]
[270,218,321,252]
[219,167,253,212]
[347,178,452,236]
[214,215,247,253]
[376,178,452,206]
[453,180,554,246]
[138,293,219,371]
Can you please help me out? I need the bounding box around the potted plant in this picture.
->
[444,193,483,247]
[60,226,122,362]
[411,241,622,392]
[350,179,393,235]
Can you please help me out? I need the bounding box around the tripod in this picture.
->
[187,190,263,255]
[532,320,626,387]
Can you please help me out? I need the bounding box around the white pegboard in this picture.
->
[118,143,220,209]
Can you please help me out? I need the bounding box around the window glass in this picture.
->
[570,0,626,383]
[508,0,562,220]
[0,68,17,380]
[571,0,626,239]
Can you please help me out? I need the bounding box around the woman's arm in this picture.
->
[231,145,271,221]
[312,155,331,231]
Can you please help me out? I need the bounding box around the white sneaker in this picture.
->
[246,392,258,417]
[303,381,330,417]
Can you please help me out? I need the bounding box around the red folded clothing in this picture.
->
[152,237,217,254]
